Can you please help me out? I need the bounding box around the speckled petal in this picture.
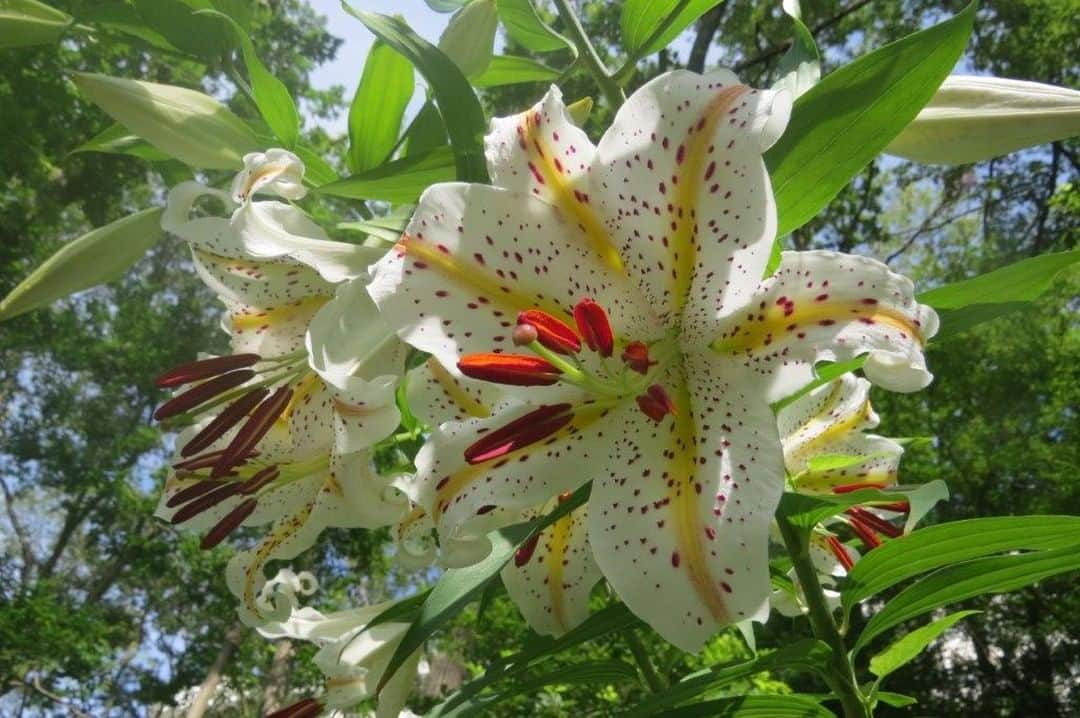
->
[501,501,601,636]
[589,69,791,337]
[587,354,784,652]
[712,250,939,402]
[366,182,661,383]
[406,356,499,428]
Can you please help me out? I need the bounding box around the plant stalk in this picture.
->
[777,517,871,718]
[551,0,626,109]
[624,628,665,693]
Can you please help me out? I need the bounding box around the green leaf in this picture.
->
[424,0,467,12]
[74,123,171,162]
[868,610,979,678]
[771,356,868,413]
[403,100,449,157]
[842,515,1080,619]
[198,9,299,147]
[376,483,592,694]
[0,209,164,321]
[765,3,975,237]
[874,691,917,708]
[496,0,571,53]
[458,660,640,715]
[439,0,498,78]
[653,695,837,718]
[854,547,1080,653]
[919,249,1080,340]
[73,73,258,169]
[338,215,410,244]
[132,0,232,59]
[0,0,72,49]
[620,0,720,58]
[472,55,561,88]
[621,640,831,717]
[344,6,489,183]
[348,40,414,174]
[315,146,456,204]
[82,2,182,53]
[291,143,339,187]
[774,2,820,100]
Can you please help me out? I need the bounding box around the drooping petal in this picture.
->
[712,250,939,402]
[314,621,419,718]
[405,399,612,551]
[231,149,307,203]
[501,501,602,636]
[231,200,382,284]
[589,69,791,337]
[366,182,661,384]
[587,354,784,651]
[778,375,904,493]
[484,85,623,270]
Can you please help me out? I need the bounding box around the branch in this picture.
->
[734,0,876,74]
[0,477,36,582]
[687,4,727,73]
[9,677,93,718]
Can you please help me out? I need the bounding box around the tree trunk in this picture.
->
[259,639,295,715]
[185,623,243,718]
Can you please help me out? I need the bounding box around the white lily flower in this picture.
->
[887,75,1080,165]
[257,594,421,718]
[368,74,937,651]
[154,155,408,620]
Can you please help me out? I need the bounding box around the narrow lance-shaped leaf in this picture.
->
[653,695,837,718]
[869,610,980,678]
[199,9,300,148]
[853,546,1080,653]
[496,0,571,53]
[316,146,456,204]
[343,6,489,183]
[348,40,414,174]
[453,661,641,716]
[0,208,164,321]
[472,55,562,88]
[766,3,975,236]
[773,0,820,100]
[73,73,258,169]
[74,123,171,162]
[0,0,72,49]
[919,249,1080,340]
[620,0,720,58]
[842,515,1080,619]
[438,0,498,78]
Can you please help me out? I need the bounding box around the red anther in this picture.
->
[458,353,562,386]
[266,699,324,718]
[153,369,256,421]
[826,535,856,572]
[557,490,574,503]
[636,384,678,422]
[201,497,257,549]
[155,353,260,388]
[180,387,270,457]
[237,465,280,495]
[213,385,294,477]
[172,448,256,472]
[170,481,241,524]
[518,309,582,354]
[464,403,574,464]
[514,533,541,567]
[847,515,882,549]
[847,507,903,539]
[875,501,911,515]
[831,481,888,494]
[620,341,656,375]
[512,323,539,346]
[166,478,225,508]
[573,298,614,357]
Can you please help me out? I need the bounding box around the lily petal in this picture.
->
[712,250,939,401]
[590,69,791,335]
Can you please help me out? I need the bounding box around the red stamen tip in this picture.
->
[635,384,677,423]
[180,387,269,457]
[620,341,657,375]
[464,403,574,464]
[153,369,256,421]
[201,497,257,550]
[155,353,260,388]
[831,481,887,494]
[847,515,883,549]
[212,386,294,477]
[458,353,562,386]
[847,506,903,539]
[573,298,614,357]
[514,533,541,567]
[826,535,856,572]
[518,309,582,354]
[170,481,241,524]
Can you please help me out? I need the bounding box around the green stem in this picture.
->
[624,628,665,693]
[613,0,693,84]
[777,517,871,718]
[551,0,626,109]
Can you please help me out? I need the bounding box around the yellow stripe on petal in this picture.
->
[230,295,330,332]
[543,513,574,630]
[427,357,491,419]
[519,114,625,272]
[668,381,731,624]
[241,497,316,616]
[670,85,749,317]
